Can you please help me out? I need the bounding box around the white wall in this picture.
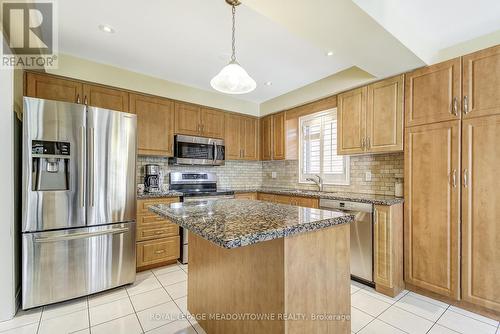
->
[0,41,18,320]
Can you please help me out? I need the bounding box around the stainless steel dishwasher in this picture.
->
[319,199,374,286]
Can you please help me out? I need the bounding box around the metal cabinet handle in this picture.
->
[84,96,88,105]
[463,169,468,188]
[451,169,457,188]
[463,96,469,114]
[155,249,166,254]
[366,137,371,150]
[374,209,377,224]
[76,94,81,104]
[361,138,365,150]
[452,97,458,116]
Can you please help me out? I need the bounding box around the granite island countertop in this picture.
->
[233,187,404,206]
[137,190,183,199]
[150,199,353,249]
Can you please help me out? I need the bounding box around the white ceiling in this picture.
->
[57,0,500,105]
[58,0,353,103]
[353,0,500,64]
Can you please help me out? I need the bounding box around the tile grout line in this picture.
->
[86,297,92,334]
[125,283,146,334]
[35,306,43,334]
[446,307,500,328]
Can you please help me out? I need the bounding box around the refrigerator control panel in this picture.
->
[32,140,70,156]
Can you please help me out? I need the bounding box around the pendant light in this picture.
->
[210,0,256,94]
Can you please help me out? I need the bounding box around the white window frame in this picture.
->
[298,108,350,186]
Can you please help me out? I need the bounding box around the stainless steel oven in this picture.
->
[171,135,225,166]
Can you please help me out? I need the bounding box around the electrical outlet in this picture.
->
[271,172,277,179]
[365,171,372,182]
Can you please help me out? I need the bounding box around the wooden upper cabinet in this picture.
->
[366,75,404,153]
[260,115,273,160]
[224,113,242,160]
[200,108,225,139]
[461,115,500,312]
[25,72,83,103]
[82,84,129,112]
[463,45,500,119]
[404,120,461,299]
[337,87,366,155]
[242,116,258,160]
[405,58,461,127]
[225,114,259,160]
[130,94,174,156]
[272,112,285,160]
[175,102,201,136]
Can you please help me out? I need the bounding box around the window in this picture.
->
[299,108,350,185]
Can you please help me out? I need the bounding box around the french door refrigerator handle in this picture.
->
[80,126,85,207]
[33,227,130,243]
[89,127,95,207]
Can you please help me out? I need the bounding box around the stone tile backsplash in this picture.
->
[137,152,403,196]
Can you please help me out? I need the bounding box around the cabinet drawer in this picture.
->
[257,193,276,202]
[137,214,175,228]
[136,236,180,268]
[235,192,257,200]
[294,196,319,208]
[137,224,179,241]
[274,194,293,205]
[137,197,179,216]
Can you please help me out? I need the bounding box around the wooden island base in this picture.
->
[187,224,351,334]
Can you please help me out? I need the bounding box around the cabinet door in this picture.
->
[366,75,404,153]
[374,204,403,297]
[224,113,242,160]
[175,102,201,136]
[463,45,500,119]
[130,94,174,156]
[136,236,180,269]
[234,193,257,200]
[337,87,366,155]
[405,58,461,127]
[257,193,275,202]
[272,112,286,160]
[404,120,461,299]
[462,115,500,312]
[25,72,82,103]
[83,84,129,112]
[242,117,259,160]
[201,108,225,138]
[260,116,273,160]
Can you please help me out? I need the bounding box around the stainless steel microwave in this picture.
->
[170,135,225,166]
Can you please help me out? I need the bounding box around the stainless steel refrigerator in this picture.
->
[22,97,137,309]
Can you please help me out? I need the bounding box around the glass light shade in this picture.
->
[210,61,257,94]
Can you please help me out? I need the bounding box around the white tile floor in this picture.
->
[1,263,499,334]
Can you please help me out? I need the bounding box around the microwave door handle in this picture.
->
[213,142,217,164]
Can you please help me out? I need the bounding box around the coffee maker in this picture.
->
[144,164,161,193]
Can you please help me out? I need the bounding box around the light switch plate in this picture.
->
[271,172,277,179]
[365,171,372,181]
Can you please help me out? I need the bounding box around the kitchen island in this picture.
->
[150,199,353,334]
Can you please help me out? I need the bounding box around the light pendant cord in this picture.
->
[231,5,236,62]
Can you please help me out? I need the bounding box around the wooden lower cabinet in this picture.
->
[404,121,461,299]
[461,115,500,312]
[136,197,180,271]
[256,193,319,208]
[374,204,404,297]
[136,237,180,269]
[234,192,257,200]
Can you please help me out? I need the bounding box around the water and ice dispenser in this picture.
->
[31,140,70,191]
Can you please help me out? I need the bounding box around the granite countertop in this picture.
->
[233,187,404,206]
[150,199,353,249]
[137,190,183,199]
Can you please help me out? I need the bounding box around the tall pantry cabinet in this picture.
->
[404,45,500,312]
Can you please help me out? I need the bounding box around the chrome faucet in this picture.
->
[306,174,324,191]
